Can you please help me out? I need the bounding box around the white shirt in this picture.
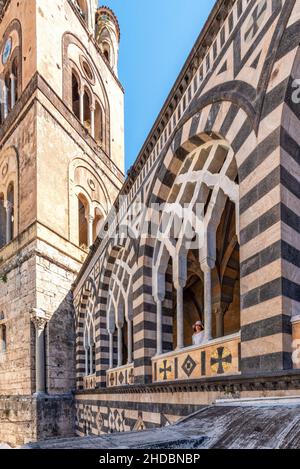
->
[192,331,205,346]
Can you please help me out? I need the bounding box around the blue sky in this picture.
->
[104,0,216,172]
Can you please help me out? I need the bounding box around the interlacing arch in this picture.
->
[81,277,97,377]
[153,138,240,352]
[104,238,136,370]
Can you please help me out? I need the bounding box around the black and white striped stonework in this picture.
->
[73,0,300,431]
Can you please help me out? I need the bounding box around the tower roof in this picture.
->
[96,5,120,42]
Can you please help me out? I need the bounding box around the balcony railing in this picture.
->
[83,373,96,390]
[107,363,134,388]
[152,332,241,383]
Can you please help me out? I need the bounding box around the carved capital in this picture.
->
[30,308,50,331]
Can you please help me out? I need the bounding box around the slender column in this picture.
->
[156,299,163,355]
[109,331,114,369]
[30,309,49,395]
[3,85,8,119]
[117,325,123,367]
[203,267,213,342]
[127,319,133,364]
[89,343,94,375]
[84,346,88,375]
[215,306,224,338]
[79,89,84,124]
[10,74,16,109]
[88,215,94,247]
[176,286,184,350]
[90,105,95,139]
[6,201,13,243]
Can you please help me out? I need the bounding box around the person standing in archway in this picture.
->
[192,320,205,346]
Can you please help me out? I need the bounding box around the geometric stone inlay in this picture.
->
[182,355,197,377]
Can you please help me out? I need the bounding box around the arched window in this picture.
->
[93,207,103,242]
[4,72,11,115]
[83,89,91,130]
[72,71,80,120]
[78,194,88,249]
[94,102,104,144]
[7,182,14,243]
[0,193,6,249]
[84,317,95,376]
[11,57,18,106]
[102,43,111,64]
[76,0,88,23]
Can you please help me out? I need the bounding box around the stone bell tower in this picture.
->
[0,0,124,446]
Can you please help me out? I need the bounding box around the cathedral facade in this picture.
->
[1,0,300,447]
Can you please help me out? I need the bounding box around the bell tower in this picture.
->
[0,0,124,446]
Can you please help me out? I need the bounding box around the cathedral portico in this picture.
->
[72,0,300,437]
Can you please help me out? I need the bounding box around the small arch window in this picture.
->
[94,101,104,144]
[84,318,95,376]
[83,89,91,131]
[78,194,89,249]
[75,0,88,23]
[7,182,14,243]
[1,35,21,123]
[72,71,80,120]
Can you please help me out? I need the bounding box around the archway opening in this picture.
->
[93,208,103,242]
[78,194,89,249]
[7,182,14,243]
[77,0,88,22]
[94,101,104,144]
[72,71,80,119]
[83,89,91,130]
[214,198,240,337]
[173,250,204,348]
[12,57,18,104]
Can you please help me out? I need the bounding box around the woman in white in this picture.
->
[192,320,205,346]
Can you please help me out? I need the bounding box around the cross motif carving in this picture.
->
[210,347,232,374]
[244,0,267,43]
[159,360,172,380]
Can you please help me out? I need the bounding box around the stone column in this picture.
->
[117,325,123,367]
[3,85,8,119]
[176,285,184,349]
[31,309,49,395]
[174,255,187,350]
[79,89,84,125]
[108,331,114,369]
[215,307,224,338]
[90,105,95,139]
[5,201,13,243]
[10,73,16,109]
[84,345,89,375]
[202,264,213,342]
[153,271,166,356]
[88,215,94,247]
[127,319,133,364]
[156,299,163,355]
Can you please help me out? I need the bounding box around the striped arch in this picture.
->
[238,17,300,373]
[75,276,97,389]
[133,99,255,383]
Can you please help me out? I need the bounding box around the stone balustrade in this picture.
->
[152,333,241,383]
[106,363,134,388]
